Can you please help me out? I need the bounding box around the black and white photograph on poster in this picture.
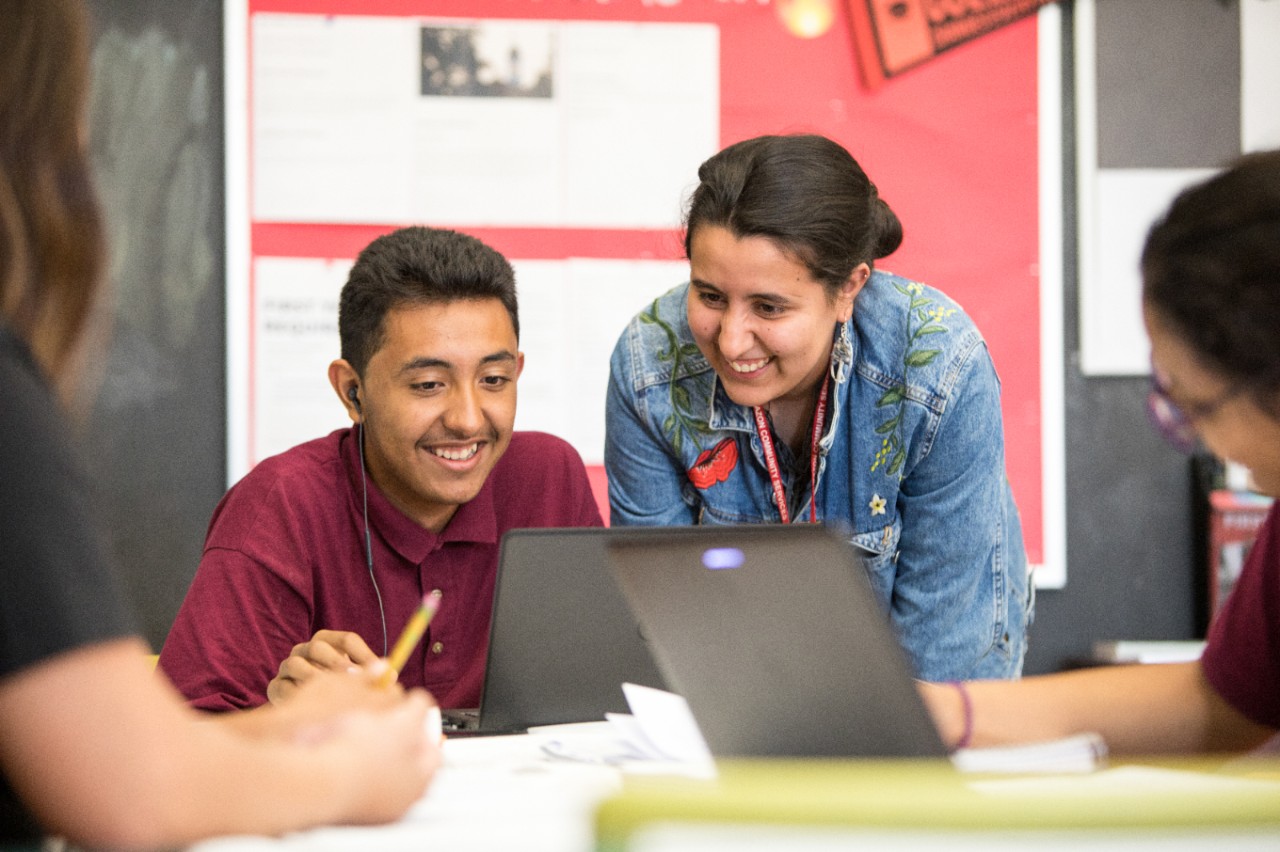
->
[421,24,555,98]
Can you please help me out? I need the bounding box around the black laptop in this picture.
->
[441,527,668,735]
[605,524,948,759]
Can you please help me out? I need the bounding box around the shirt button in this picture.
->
[431,641,444,655]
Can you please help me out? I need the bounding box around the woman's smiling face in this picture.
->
[686,225,865,412]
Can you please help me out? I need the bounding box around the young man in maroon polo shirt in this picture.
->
[159,227,603,711]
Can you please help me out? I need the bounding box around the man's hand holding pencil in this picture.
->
[267,590,444,703]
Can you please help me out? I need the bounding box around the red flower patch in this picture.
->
[687,437,739,490]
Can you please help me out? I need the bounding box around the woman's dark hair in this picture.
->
[338,226,518,376]
[683,134,902,297]
[1142,150,1280,414]
[0,0,104,380]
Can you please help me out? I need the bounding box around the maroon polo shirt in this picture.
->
[1201,502,1280,730]
[158,429,602,711]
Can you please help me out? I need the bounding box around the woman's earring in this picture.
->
[831,321,853,381]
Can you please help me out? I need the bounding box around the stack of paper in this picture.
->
[536,683,716,777]
[952,733,1108,774]
[538,684,1108,777]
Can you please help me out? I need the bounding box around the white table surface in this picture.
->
[188,726,628,852]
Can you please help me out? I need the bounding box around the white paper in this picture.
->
[1079,168,1216,376]
[620,682,715,768]
[514,259,687,463]
[252,256,353,461]
[1242,0,1280,152]
[188,729,622,851]
[531,685,715,776]
[251,13,717,228]
[952,732,1107,775]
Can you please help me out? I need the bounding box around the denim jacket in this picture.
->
[604,273,1031,680]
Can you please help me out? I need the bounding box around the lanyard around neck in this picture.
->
[751,371,831,524]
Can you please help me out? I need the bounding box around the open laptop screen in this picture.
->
[445,527,668,734]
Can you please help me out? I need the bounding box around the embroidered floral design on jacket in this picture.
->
[640,300,711,455]
[687,437,739,490]
[871,282,956,480]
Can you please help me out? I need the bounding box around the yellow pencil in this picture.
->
[377,589,442,688]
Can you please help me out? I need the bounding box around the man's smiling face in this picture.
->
[356,298,522,532]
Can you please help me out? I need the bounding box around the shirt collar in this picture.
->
[706,382,754,432]
[340,428,499,566]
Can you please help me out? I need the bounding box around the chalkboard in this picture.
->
[83,0,226,650]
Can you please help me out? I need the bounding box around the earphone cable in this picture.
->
[358,419,389,656]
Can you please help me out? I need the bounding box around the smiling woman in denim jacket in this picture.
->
[605,134,1031,681]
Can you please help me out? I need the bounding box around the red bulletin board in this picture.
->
[228,0,1064,584]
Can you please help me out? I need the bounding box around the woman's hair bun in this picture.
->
[870,194,903,259]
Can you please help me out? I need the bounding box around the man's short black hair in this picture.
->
[339,226,518,375]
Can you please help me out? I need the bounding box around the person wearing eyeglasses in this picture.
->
[920,151,1280,755]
